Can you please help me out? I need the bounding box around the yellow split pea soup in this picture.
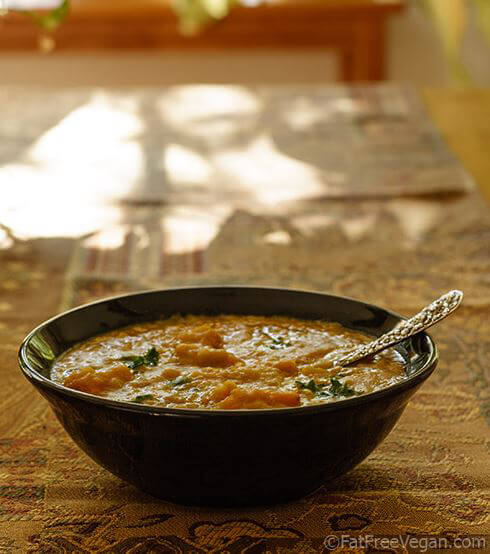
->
[51,314,406,409]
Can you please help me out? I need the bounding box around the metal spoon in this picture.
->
[335,290,463,367]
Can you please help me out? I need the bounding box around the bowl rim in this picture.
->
[18,285,438,417]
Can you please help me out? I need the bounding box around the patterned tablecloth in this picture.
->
[0,84,488,553]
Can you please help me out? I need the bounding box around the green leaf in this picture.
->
[131,394,154,404]
[120,356,143,370]
[170,376,191,387]
[329,377,356,397]
[296,379,323,394]
[296,377,356,398]
[172,0,237,35]
[262,327,292,349]
[26,0,70,32]
[144,347,159,366]
[120,347,160,371]
[419,0,471,85]
[474,0,490,46]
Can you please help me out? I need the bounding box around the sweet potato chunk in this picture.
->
[63,365,133,395]
[161,367,181,379]
[174,343,238,368]
[275,360,298,376]
[178,326,224,349]
[210,380,237,402]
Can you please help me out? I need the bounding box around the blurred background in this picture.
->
[1,0,489,87]
[1,0,490,251]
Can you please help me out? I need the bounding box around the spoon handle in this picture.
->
[337,290,463,367]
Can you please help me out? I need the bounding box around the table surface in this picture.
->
[0,84,488,552]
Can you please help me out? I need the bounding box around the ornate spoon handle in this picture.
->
[336,290,463,367]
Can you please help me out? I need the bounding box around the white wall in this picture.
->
[0,50,339,86]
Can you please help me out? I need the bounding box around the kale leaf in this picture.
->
[329,377,356,397]
[296,377,356,398]
[120,347,160,371]
[170,376,191,387]
[131,394,154,404]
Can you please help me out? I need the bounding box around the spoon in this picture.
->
[335,290,463,367]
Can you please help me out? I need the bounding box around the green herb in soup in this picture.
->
[296,377,357,398]
[131,394,155,404]
[120,346,160,371]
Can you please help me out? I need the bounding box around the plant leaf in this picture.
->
[120,347,160,371]
[131,394,154,403]
[26,0,70,32]
[422,0,470,84]
[474,0,490,46]
[171,0,237,35]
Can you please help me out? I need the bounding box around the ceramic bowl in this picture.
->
[19,287,437,506]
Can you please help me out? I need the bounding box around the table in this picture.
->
[1,0,404,81]
[0,84,488,551]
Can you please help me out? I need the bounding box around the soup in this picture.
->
[51,314,406,409]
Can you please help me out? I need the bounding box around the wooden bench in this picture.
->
[0,0,404,81]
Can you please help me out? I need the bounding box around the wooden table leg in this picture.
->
[340,16,386,82]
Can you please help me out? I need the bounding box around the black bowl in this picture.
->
[19,287,437,506]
